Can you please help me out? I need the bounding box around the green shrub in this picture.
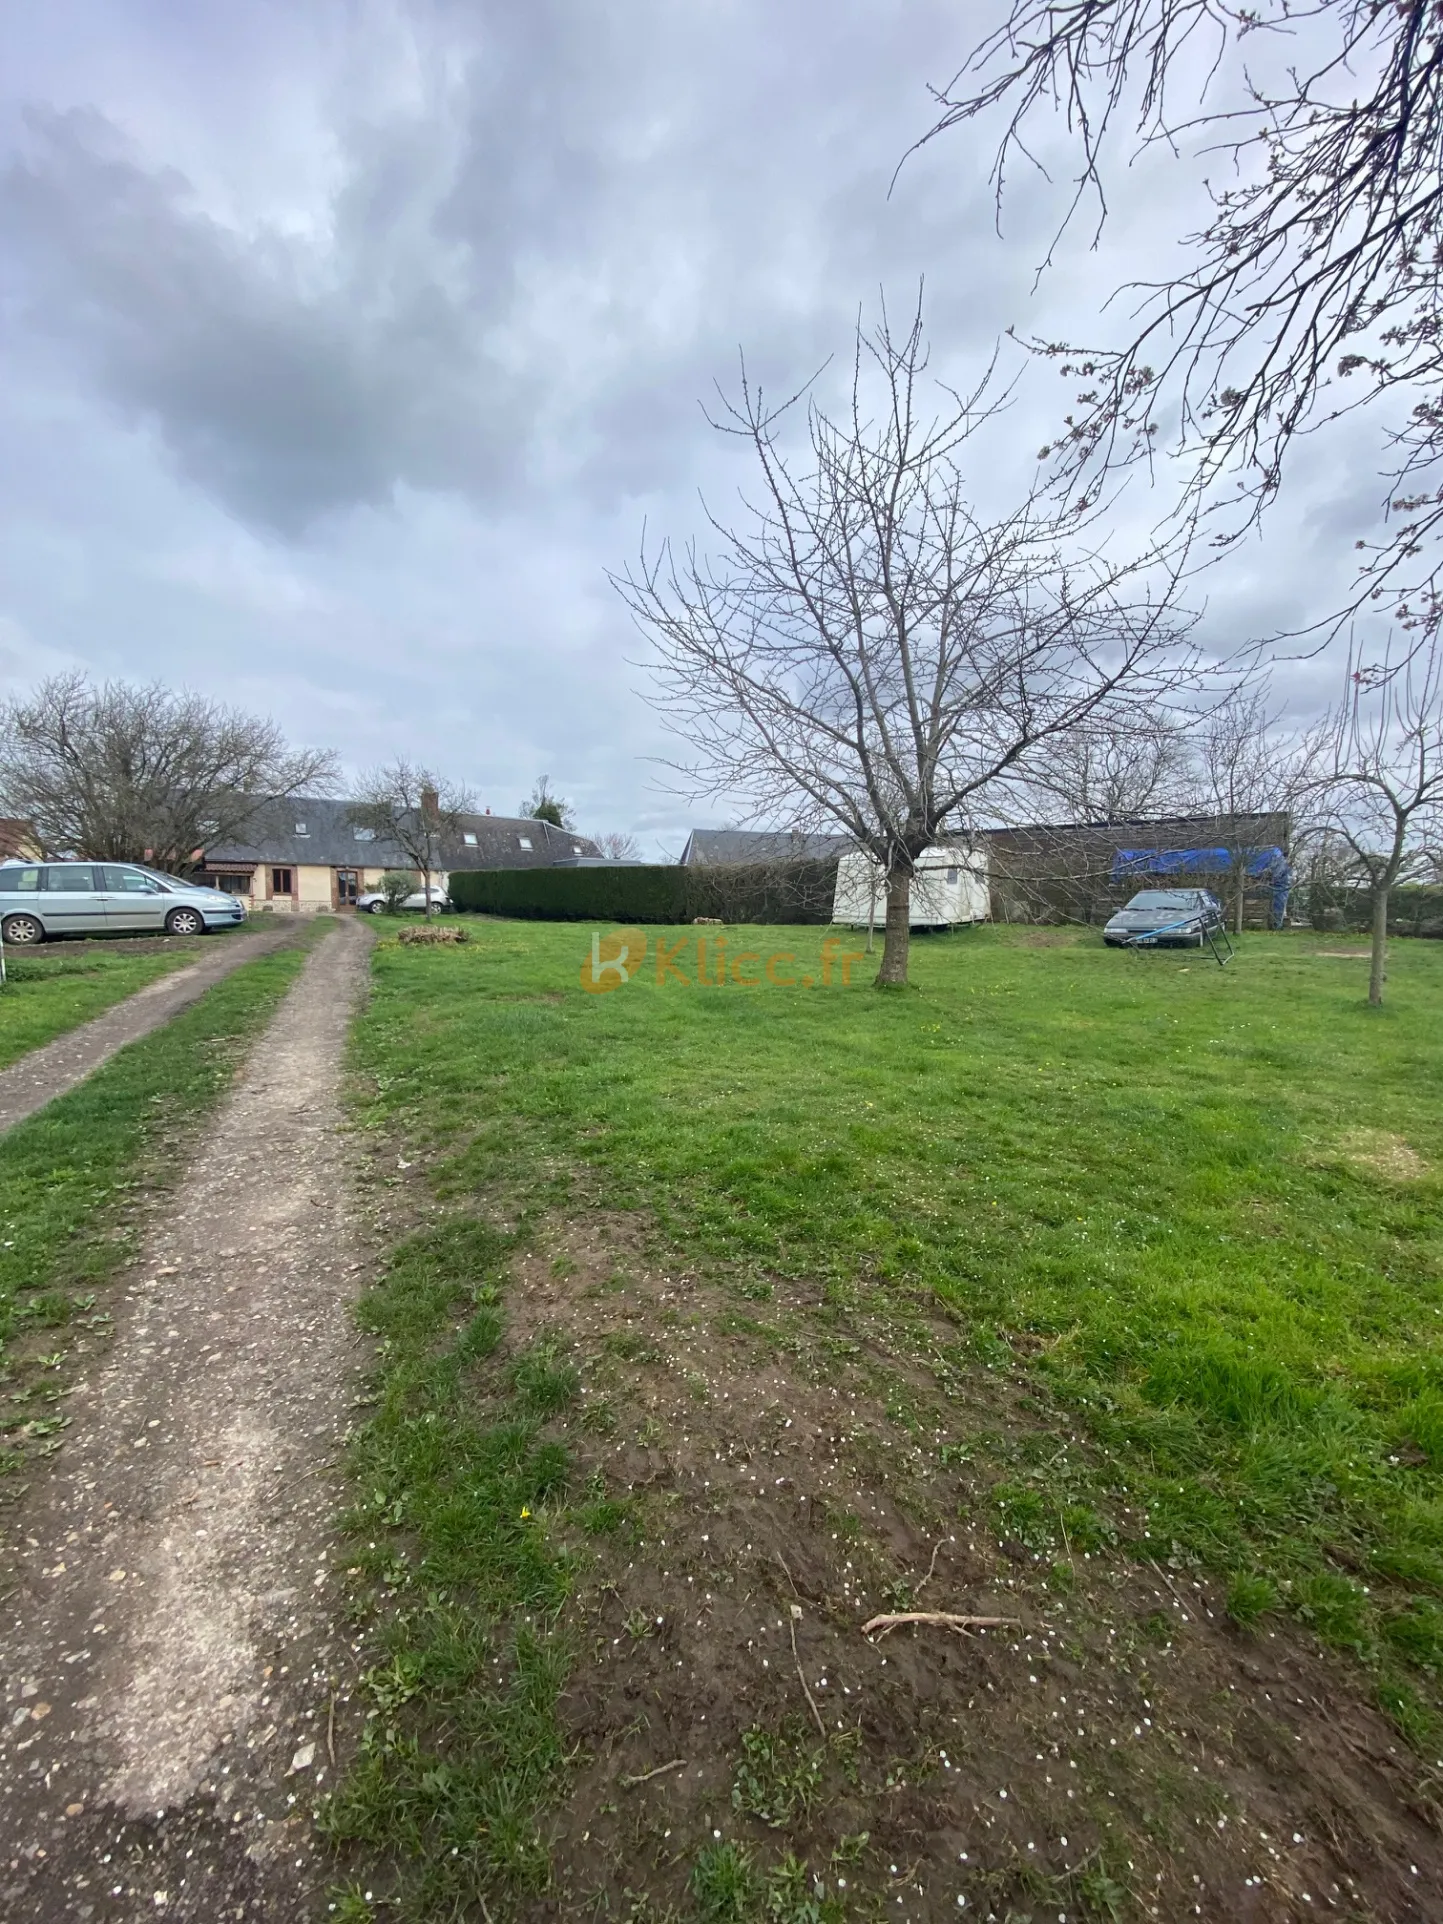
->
[1226,1573,1278,1625]
[691,1840,760,1920]
[445,859,838,924]
[379,869,418,913]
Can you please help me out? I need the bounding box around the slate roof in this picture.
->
[207,797,601,870]
[679,828,855,866]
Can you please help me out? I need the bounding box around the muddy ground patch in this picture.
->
[417,1211,1443,1922]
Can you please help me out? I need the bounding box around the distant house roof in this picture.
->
[0,819,39,861]
[448,815,602,869]
[207,798,602,871]
[550,856,645,867]
[680,828,855,866]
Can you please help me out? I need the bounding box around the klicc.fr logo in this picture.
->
[579,927,648,994]
[579,929,866,994]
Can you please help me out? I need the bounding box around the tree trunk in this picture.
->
[1234,865,1246,936]
[1369,883,1389,1007]
[423,862,434,921]
[875,869,912,987]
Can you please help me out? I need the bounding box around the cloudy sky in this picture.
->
[0,0,1387,852]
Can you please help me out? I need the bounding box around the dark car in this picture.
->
[1103,888,1224,948]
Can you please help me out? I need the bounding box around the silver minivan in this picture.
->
[0,861,247,944]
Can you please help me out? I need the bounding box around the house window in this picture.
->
[213,872,251,894]
[463,831,477,846]
[353,826,376,841]
[947,867,959,884]
[271,868,293,895]
[294,822,308,836]
[573,844,582,855]
[517,835,533,850]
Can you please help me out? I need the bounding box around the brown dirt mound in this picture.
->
[509,1213,1443,1923]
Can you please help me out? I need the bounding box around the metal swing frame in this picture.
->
[1121,910,1234,968]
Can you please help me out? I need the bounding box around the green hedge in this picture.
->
[1302,882,1443,938]
[446,860,838,924]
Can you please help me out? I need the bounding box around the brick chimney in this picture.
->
[421,784,439,820]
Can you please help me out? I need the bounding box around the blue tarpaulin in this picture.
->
[1111,846,1293,924]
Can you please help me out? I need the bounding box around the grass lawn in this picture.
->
[332,919,1443,1922]
[0,933,318,1461]
[0,939,220,1072]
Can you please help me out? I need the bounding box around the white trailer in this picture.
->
[832,845,990,930]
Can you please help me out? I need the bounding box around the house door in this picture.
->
[335,868,359,908]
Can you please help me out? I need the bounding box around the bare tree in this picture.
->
[616,300,1199,986]
[1305,634,1443,1004]
[1290,821,1365,931]
[1182,685,1300,933]
[985,713,1192,923]
[593,831,642,860]
[0,671,335,870]
[928,0,1443,645]
[1018,710,1192,824]
[349,764,473,922]
[523,777,574,829]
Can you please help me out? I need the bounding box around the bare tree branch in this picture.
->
[349,763,474,922]
[1301,629,1443,1000]
[0,671,336,871]
[928,0,1443,648]
[615,297,1201,985]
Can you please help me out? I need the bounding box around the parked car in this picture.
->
[1103,888,1225,948]
[0,860,246,944]
[355,883,450,916]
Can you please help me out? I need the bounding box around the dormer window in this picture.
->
[295,822,308,836]
[463,831,477,846]
[573,844,582,855]
[353,826,376,842]
[517,835,533,850]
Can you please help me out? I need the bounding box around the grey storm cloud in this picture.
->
[1,105,510,531]
[0,0,1398,840]
[0,2,1010,534]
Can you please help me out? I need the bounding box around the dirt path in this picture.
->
[0,917,375,1921]
[0,925,307,1137]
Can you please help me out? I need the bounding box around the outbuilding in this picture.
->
[832,845,990,930]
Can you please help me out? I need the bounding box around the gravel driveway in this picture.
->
[0,915,376,1921]
[0,924,307,1138]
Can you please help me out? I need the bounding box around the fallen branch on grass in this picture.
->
[620,1757,687,1787]
[789,1604,828,1740]
[862,1611,1019,1639]
[397,925,470,946]
[914,1540,944,1597]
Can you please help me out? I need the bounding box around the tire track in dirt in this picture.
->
[0,924,306,1137]
[0,916,375,1921]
